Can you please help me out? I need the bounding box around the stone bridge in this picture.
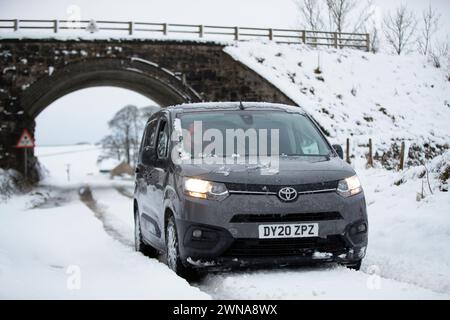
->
[0,39,294,180]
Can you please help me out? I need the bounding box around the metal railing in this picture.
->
[0,19,370,51]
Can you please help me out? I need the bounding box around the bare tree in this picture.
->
[350,0,376,33]
[429,37,450,70]
[325,0,355,34]
[100,135,123,161]
[106,105,140,165]
[383,4,418,55]
[294,0,324,31]
[101,105,161,165]
[367,25,380,53]
[417,3,441,56]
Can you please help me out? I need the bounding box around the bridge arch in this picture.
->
[23,57,201,118]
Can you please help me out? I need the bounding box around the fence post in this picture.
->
[163,23,168,35]
[53,20,58,33]
[302,30,306,44]
[399,141,405,170]
[13,19,19,31]
[268,28,273,41]
[234,26,239,40]
[368,138,373,167]
[199,25,204,38]
[365,33,370,52]
[128,21,133,35]
[346,138,350,164]
[334,32,338,49]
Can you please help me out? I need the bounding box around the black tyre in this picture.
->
[134,208,158,257]
[345,259,362,271]
[165,215,192,277]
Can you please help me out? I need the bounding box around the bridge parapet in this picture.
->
[0,19,370,51]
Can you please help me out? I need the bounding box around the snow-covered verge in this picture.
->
[224,41,450,167]
[0,191,209,299]
[357,150,450,295]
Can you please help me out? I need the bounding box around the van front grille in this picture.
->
[225,181,339,194]
[230,212,342,223]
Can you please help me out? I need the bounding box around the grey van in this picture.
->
[134,102,367,276]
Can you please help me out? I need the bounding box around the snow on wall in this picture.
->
[224,41,450,162]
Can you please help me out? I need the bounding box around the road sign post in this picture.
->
[24,148,27,179]
[15,129,35,180]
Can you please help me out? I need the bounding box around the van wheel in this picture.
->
[134,209,158,257]
[166,215,191,277]
[345,259,362,271]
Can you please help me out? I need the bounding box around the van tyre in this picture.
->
[345,259,362,271]
[166,215,192,278]
[134,209,158,257]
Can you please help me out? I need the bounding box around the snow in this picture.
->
[35,144,132,189]
[0,193,209,299]
[90,187,135,247]
[0,28,235,45]
[224,41,450,156]
[358,151,450,294]
[97,158,121,172]
[199,266,446,300]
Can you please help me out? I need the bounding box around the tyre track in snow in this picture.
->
[78,185,134,248]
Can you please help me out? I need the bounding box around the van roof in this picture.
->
[166,101,305,114]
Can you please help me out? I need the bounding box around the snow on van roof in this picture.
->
[168,101,305,113]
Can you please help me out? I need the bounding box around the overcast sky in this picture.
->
[34,88,154,146]
[1,0,449,31]
[1,0,449,145]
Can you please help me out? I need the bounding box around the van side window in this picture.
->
[145,119,158,148]
[156,119,169,158]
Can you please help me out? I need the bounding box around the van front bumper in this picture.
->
[176,191,367,268]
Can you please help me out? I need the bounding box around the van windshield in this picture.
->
[178,110,331,158]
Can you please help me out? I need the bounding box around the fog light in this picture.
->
[350,222,367,235]
[357,223,367,233]
[192,229,203,238]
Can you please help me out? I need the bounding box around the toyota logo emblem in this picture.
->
[278,187,298,202]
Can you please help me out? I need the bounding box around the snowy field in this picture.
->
[0,144,449,299]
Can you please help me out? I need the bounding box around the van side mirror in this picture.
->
[332,144,344,159]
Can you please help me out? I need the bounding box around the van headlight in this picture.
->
[337,175,362,197]
[184,178,229,200]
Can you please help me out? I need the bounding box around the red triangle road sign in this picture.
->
[16,129,35,148]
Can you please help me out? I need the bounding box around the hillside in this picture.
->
[224,41,450,167]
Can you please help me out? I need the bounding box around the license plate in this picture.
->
[258,223,319,239]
